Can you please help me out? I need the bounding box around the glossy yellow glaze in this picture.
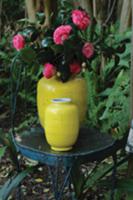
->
[44,98,79,151]
[37,76,87,127]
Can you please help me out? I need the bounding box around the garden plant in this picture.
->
[0,0,132,199]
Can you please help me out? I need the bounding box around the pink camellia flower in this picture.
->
[53,25,72,45]
[82,42,94,59]
[13,34,25,51]
[43,63,55,79]
[70,62,81,74]
[72,9,91,30]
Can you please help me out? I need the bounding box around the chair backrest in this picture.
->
[10,58,25,138]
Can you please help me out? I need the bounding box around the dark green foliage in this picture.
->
[20,47,36,64]
[0,147,7,160]
[1,0,25,31]
[0,128,19,167]
[20,26,40,42]
[86,28,131,139]
[86,71,99,127]
[71,164,85,199]
[0,128,37,200]
[0,167,34,200]
[0,33,14,109]
[99,70,129,139]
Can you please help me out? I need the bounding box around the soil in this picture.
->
[0,149,108,200]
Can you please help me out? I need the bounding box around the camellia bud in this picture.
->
[57,72,61,77]
[82,62,87,68]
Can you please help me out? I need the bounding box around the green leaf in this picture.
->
[111,179,133,200]
[103,59,115,77]
[99,69,129,138]
[20,47,36,63]
[0,167,34,200]
[0,37,7,47]
[117,179,133,193]
[84,162,113,189]
[71,164,85,198]
[126,193,133,200]
[0,129,19,167]
[99,88,112,97]
[118,60,129,68]
[0,146,7,159]
[104,189,122,200]
[86,71,99,127]
[51,44,63,54]
[0,51,9,60]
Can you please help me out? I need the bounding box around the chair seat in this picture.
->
[14,126,126,166]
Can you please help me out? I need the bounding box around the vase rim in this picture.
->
[51,98,71,103]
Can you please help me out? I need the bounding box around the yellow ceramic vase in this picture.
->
[37,76,87,127]
[45,98,79,151]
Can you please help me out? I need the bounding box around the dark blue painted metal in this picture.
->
[110,154,117,200]
[13,126,126,200]
[14,126,126,165]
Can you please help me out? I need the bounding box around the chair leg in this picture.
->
[48,164,73,200]
[16,185,22,200]
[110,153,117,200]
[16,162,22,200]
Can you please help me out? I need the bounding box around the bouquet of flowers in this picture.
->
[13,8,94,82]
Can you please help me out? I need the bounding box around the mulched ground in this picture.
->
[0,150,107,200]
